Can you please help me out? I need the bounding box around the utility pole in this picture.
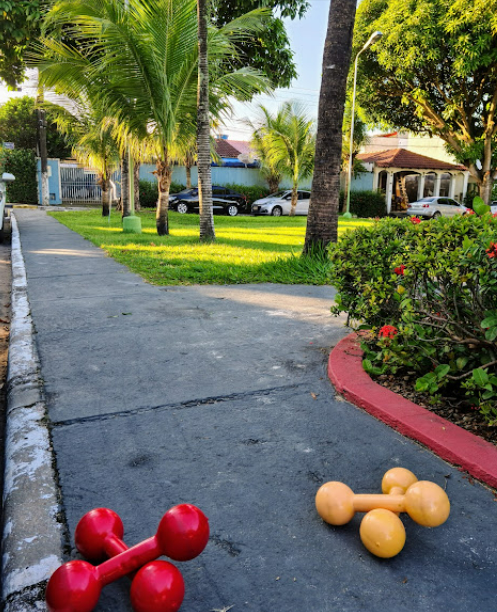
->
[37,108,49,206]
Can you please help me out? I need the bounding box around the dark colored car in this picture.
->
[170,186,247,216]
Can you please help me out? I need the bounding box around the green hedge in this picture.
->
[329,212,497,423]
[339,190,386,218]
[3,149,38,204]
[139,180,186,208]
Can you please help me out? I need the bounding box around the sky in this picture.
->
[220,0,331,139]
[0,0,332,141]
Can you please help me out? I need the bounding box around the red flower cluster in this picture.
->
[409,216,421,224]
[378,325,398,339]
[486,242,497,258]
[465,209,475,215]
[394,264,406,276]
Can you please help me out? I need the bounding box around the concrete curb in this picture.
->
[328,333,497,490]
[2,215,63,610]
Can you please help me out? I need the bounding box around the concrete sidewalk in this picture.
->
[3,209,497,611]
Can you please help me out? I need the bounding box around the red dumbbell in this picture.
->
[45,504,209,612]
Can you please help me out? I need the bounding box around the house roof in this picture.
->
[357,148,467,171]
[215,139,243,159]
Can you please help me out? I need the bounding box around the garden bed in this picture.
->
[375,372,497,447]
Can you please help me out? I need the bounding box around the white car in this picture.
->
[251,190,311,216]
[406,196,469,219]
[0,172,15,242]
[491,201,497,215]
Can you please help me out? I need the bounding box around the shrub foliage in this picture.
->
[339,190,386,218]
[3,149,38,204]
[329,211,497,423]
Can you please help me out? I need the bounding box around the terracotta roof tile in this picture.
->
[214,139,242,158]
[357,148,467,171]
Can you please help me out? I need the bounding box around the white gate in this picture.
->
[60,165,101,203]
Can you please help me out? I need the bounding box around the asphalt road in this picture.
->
[11,209,497,612]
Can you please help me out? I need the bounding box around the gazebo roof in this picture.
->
[357,148,467,171]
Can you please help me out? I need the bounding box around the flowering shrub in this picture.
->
[328,208,497,424]
[378,325,398,339]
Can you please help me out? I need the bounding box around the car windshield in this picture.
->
[266,190,289,199]
[415,197,436,203]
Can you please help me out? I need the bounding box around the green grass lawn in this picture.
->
[48,209,372,285]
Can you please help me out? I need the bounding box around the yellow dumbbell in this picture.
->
[316,471,450,527]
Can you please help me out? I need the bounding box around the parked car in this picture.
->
[406,196,469,219]
[251,190,311,216]
[491,201,497,214]
[0,172,15,242]
[170,185,247,215]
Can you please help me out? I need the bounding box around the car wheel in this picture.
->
[226,204,239,217]
[432,211,441,219]
[176,201,189,214]
[271,206,282,217]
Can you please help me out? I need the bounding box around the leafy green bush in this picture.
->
[139,180,186,208]
[3,149,38,204]
[339,190,386,218]
[328,210,497,423]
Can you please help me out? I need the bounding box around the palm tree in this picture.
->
[197,0,215,241]
[263,102,315,216]
[247,106,284,193]
[303,0,357,255]
[50,100,120,216]
[37,0,271,236]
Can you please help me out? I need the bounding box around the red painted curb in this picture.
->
[328,333,497,490]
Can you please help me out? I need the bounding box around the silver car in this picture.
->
[406,196,469,219]
[251,190,311,216]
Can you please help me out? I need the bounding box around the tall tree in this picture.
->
[263,102,315,216]
[354,0,497,204]
[197,0,215,241]
[212,0,309,88]
[37,0,271,235]
[0,0,46,87]
[0,96,72,157]
[303,0,356,255]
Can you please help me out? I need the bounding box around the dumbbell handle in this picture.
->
[96,535,160,586]
[353,494,405,514]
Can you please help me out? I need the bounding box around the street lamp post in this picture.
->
[343,30,382,219]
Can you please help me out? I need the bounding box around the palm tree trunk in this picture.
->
[121,154,131,218]
[185,162,192,189]
[303,0,357,255]
[290,184,298,216]
[101,175,111,217]
[134,160,141,211]
[156,154,172,236]
[268,175,280,193]
[197,0,215,242]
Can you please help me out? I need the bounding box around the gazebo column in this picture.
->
[462,172,469,201]
[372,167,380,191]
[386,171,394,214]
[417,173,426,199]
[449,174,456,198]
[434,173,442,197]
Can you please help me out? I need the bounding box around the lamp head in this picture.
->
[362,31,383,51]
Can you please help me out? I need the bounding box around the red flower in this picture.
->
[409,216,421,224]
[394,265,406,276]
[378,325,398,339]
[465,209,475,215]
[486,242,497,258]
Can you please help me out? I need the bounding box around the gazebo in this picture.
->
[356,148,470,214]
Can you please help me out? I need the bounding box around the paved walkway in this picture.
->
[4,209,497,611]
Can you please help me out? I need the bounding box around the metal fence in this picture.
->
[60,166,101,203]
